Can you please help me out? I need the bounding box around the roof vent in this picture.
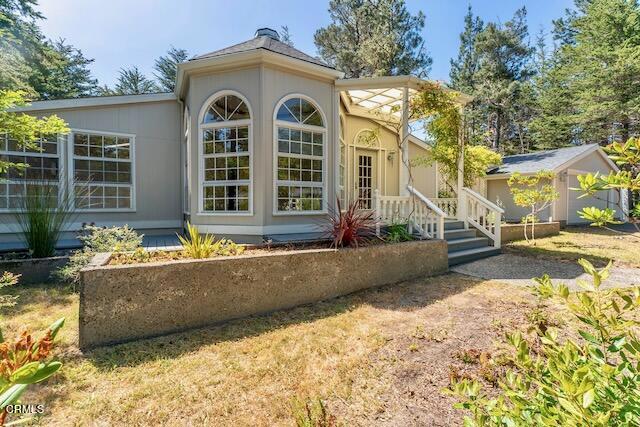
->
[255,28,280,40]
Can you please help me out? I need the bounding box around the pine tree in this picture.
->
[0,1,99,99]
[536,0,640,145]
[314,0,432,78]
[114,67,159,95]
[449,5,483,94]
[153,47,189,92]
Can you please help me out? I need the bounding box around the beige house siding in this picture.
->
[409,143,437,198]
[339,108,437,204]
[184,65,337,234]
[0,99,182,242]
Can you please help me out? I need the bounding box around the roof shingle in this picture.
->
[191,35,332,69]
[488,144,600,175]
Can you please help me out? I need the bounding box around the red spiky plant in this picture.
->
[327,198,378,248]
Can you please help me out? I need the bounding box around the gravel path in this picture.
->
[452,254,640,291]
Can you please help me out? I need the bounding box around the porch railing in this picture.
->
[373,188,446,240]
[460,187,504,248]
[434,198,457,218]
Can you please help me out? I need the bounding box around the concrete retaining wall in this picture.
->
[501,222,560,243]
[0,256,69,284]
[79,240,448,349]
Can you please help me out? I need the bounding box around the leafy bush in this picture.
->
[0,273,64,425]
[446,259,640,426]
[0,272,19,312]
[327,198,377,248]
[178,222,244,259]
[508,171,558,243]
[55,225,143,285]
[385,222,414,243]
[77,224,143,253]
[13,181,76,258]
[0,317,65,425]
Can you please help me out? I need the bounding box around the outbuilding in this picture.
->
[482,144,627,225]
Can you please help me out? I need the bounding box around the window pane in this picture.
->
[71,132,133,210]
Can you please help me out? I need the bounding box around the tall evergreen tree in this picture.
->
[473,7,535,152]
[534,0,640,146]
[314,0,432,78]
[449,5,484,94]
[449,7,535,153]
[153,46,188,92]
[280,26,294,47]
[0,0,99,99]
[113,67,159,95]
[449,5,484,146]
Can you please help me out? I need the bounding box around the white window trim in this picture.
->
[0,133,66,213]
[272,93,328,216]
[67,128,137,213]
[197,90,254,216]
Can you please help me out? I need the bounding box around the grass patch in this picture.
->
[2,273,566,425]
[504,226,640,268]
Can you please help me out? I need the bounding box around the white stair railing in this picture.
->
[373,188,446,240]
[434,198,457,218]
[408,186,446,240]
[460,187,504,248]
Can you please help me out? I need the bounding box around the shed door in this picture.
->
[567,174,612,224]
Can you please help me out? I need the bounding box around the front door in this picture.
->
[356,152,376,209]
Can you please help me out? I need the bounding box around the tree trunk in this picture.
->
[494,112,501,151]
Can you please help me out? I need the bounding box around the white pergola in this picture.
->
[334,75,472,198]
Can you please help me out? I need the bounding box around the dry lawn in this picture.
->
[5,274,549,426]
[505,226,640,268]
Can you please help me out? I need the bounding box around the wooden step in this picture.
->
[444,228,477,240]
[448,246,501,266]
[444,220,465,230]
[447,237,489,253]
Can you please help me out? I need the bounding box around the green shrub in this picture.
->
[13,181,76,258]
[385,222,414,243]
[0,273,64,425]
[446,259,640,426]
[55,225,143,285]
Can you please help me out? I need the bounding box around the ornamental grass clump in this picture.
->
[446,259,640,426]
[327,198,377,248]
[13,181,76,258]
[178,222,244,259]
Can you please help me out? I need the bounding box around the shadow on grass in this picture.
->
[84,272,483,371]
[4,282,76,317]
[503,245,611,268]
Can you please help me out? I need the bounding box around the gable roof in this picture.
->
[487,144,608,175]
[191,35,332,69]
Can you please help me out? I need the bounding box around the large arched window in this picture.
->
[199,91,252,213]
[274,95,326,213]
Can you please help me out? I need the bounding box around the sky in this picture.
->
[37,0,576,88]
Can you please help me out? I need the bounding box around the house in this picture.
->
[482,144,627,225]
[1,28,504,264]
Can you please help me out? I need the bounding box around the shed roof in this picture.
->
[487,144,603,175]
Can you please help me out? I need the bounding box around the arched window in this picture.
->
[274,95,326,213]
[199,91,252,213]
